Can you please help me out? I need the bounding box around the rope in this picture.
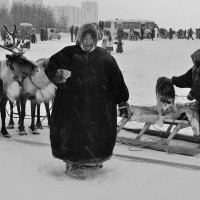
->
[40,104,53,123]
[28,75,41,90]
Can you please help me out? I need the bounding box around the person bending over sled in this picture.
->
[114,38,124,53]
[45,23,130,180]
[171,49,200,115]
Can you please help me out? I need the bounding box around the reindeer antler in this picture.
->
[0,44,24,55]
[0,24,24,55]
[3,24,17,45]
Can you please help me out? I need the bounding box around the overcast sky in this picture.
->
[43,0,200,30]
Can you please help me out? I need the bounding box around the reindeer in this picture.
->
[7,100,51,130]
[0,29,39,137]
[5,57,56,135]
[0,25,56,137]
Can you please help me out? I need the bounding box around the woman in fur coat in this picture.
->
[44,23,130,179]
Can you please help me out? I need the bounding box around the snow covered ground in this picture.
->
[1,34,200,200]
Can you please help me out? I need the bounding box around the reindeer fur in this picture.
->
[0,60,21,102]
[0,57,56,104]
[21,58,56,103]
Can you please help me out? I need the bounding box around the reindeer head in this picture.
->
[0,25,38,82]
[5,53,38,81]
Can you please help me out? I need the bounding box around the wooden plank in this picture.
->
[117,136,200,156]
[164,118,189,126]
[117,118,129,135]
[122,127,200,143]
[113,153,200,171]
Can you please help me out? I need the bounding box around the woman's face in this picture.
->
[82,33,94,52]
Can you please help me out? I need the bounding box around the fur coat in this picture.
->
[44,24,129,163]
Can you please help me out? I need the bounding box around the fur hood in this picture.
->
[191,49,200,66]
[76,23,98,46]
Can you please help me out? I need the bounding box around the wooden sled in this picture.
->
[117,102,200,156]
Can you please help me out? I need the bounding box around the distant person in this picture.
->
[114,38,124,53]
[140,25,144,40]
[70,25,74,42]
[31,29,36,43]
[184,29,187,39]
[187,28,194,40]
[102,32,113,54]
[74,26,79,42]
[98,20,104,30]
[117,27,124,40]
[151,27,155,41]
[169,28,173,39]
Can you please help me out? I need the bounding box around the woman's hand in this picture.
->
[55,69,71,83]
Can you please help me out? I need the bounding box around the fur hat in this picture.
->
[191,49,200,66]
[76,23,98,46]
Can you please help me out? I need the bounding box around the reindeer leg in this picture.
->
[29,100,39,135]
[18,98,27,135]
[36,104,43,129]
[45,102,51,128]
[1,97,11,138]
[16,100,21,125]
[7,100,15,129]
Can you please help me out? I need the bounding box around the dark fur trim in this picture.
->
[76,23,98,45]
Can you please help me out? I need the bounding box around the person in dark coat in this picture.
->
[171,49,200,114]
[74,26,79,42]
[114,38,124,53]
[187,28,194,40]
[140,25,144,40]
[169,28,173,39]
[151,27,155,41]
[117,27,124,40]
[44,23,130,180]
[70,25,74,42]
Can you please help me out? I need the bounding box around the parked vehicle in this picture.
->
[104,19,157,39]
[19,23,32,42]
[47,28,61,40]
[18,23,33,49]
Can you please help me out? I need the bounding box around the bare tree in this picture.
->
[9,3,56,33]
[0,7,12,29]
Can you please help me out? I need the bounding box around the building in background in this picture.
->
[0,0,98,32]
[81,1,98,25]
[50,1,98,30]
[52,5,81,31]
[12,0,44,6]
[0,0,9,9]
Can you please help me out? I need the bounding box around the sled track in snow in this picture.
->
[1,136,200,171]
[114,153,200,171]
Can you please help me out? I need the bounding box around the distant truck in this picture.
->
[47,28,61,40]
